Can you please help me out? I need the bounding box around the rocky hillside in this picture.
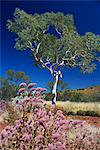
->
[74,86,100,95]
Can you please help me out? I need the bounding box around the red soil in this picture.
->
[0,123,8,132]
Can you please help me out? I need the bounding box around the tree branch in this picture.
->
[40,59,54,74]
[56,28,62,37]
[60,49,76,66]
[86,41,91,51]
[36,43,41,53]
[95,57,100,62]
[28,41,55,75]
[28,41,63,77]
[56,55,59,64]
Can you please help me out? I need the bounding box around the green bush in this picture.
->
[45,90,100,103]
[45,93,53,101]
[62,91,100,103]
[62,90,72,101]
[66,111,75,115]
[88,93,100,102]
[77,110,86,116]
[77,110,100,117]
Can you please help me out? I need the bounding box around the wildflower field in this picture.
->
[0,83,100,150]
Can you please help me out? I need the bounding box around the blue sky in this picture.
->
[0,0,100,89]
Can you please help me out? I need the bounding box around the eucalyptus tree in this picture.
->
[7,8,100,104]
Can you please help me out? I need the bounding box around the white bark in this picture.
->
[36,42,41,53]
[52,73,59,104]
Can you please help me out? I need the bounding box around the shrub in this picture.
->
[66,111,75,115]
[0,98,100,149]
[62,90,72,101]
[89,92,100,102]
[77,110,86,116]
[45,93,53,101]
[6,102,20,124]
[85,111,99,117]
[77,110,100,117]
[0,83,100,149]
[52,90,100,103]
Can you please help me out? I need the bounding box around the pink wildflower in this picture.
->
[23,133,32,142]
[39,117,47,122]
[34,92,40,95]
[31,88,37,91]
[76,133,82,139]
[39,88,46,92]
[72,120,83,126]
[57,110,62,114]
[15,120,21,126]
[18,88,25,93]
[20,144,26,150]
[56,142,65,150]
[28,83,36,88]
[48,143,54,150]
[5,126,12,131]
[52,133,60,139]
[35,87,41,91]
[35,135,43,142]
[59,120,69,125]
[0,130,8,139]
[19,82,27,87]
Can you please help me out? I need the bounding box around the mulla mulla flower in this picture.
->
[28,83,36,88]
[19,82,27,87]
[18,88,26,93]
[0,82,100,150]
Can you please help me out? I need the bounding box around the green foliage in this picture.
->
[69,92,84,102]
[0,69,31,100]
[62,90,71,101]
[77,110,100,117]
[45,93,53,101]
[69,92,100,103]
[61,91,100,103]
[7,8,100,72]
[6,69,31,83]
[0,77,16,100]
[45,90,100,103]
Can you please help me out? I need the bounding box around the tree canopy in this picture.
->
[7,8,100,73]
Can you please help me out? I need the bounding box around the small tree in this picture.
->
[7,8,100,104]
[0,69,31,100]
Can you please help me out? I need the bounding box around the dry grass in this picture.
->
[46,101,100,116]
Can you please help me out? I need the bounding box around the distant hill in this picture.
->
[74,86,100,95]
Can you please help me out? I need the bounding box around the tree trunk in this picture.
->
[52,74,59,104]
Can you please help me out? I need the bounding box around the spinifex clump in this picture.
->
[0,83,100,150]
